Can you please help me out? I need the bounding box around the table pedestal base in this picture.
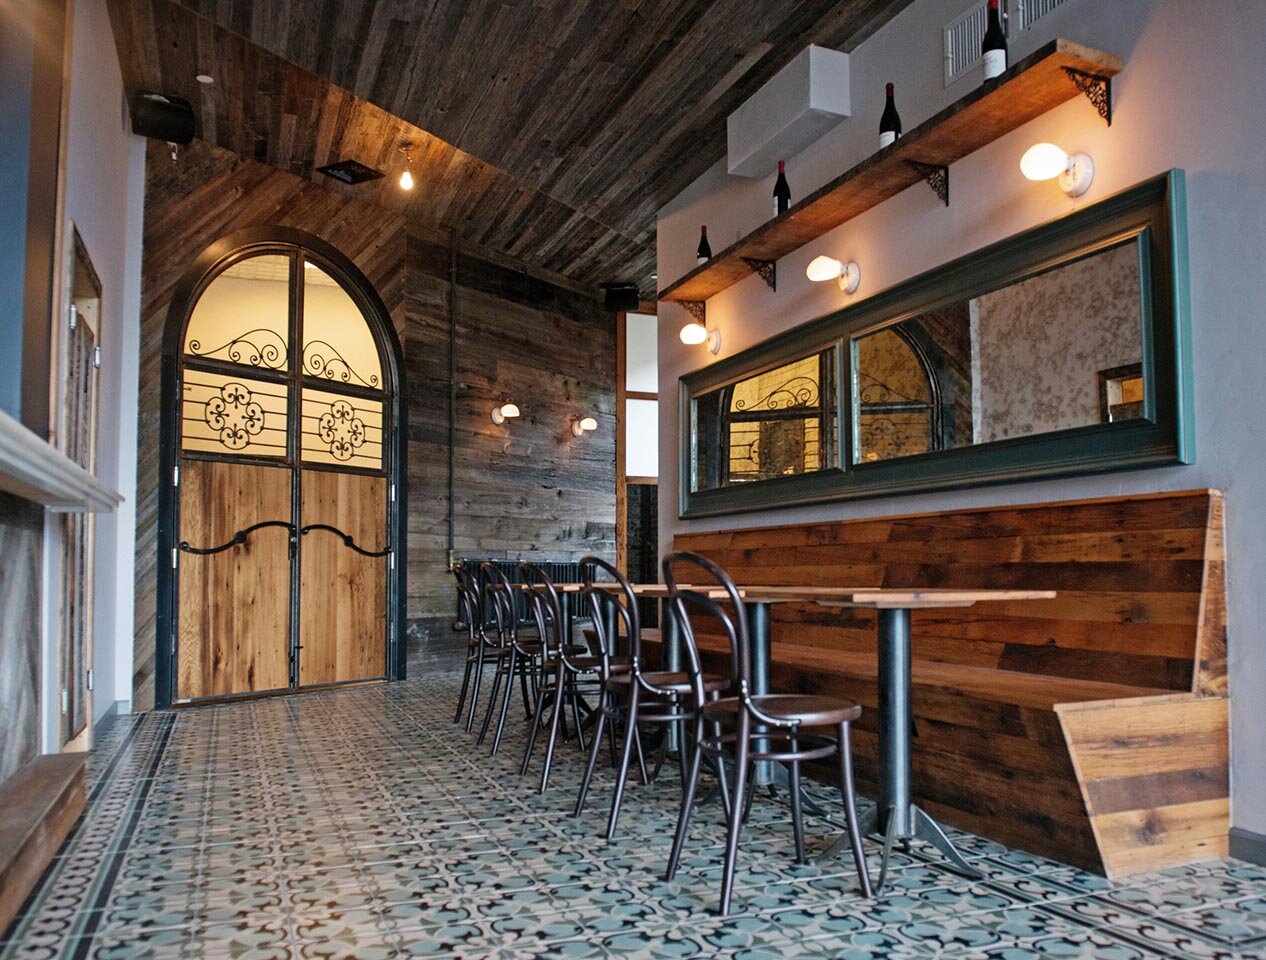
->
[814,802,982,890]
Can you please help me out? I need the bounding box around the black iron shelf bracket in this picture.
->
[741,258,777,291]
[906,161,949,206]
[301,523,392,557]
[1062,67,1112,125]
[681,300,706,323]
[179,520,296,556]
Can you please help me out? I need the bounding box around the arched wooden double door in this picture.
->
[162,232,402,703]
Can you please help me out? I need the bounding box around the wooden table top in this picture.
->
[518,582,1055,609]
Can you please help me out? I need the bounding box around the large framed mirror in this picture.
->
[680,171,1193,518]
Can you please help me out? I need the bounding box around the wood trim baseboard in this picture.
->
[1230,827,1266,867]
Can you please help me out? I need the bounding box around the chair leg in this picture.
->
[719,716,751,916]
[788,751,806,865]
[665,715,705,881]
[569,675,587,753]
[574,691,608,817]
[521,669,550,775]
[712,718,732,823]
[633,722,649,786]
[454,651,474,723]
[837,721,873,899]
[476,654,505,746]
[465,646,486,732]
[490,647,517,756]
[518,652,534,720]
[606,684,640,840]
[538,664,566,793]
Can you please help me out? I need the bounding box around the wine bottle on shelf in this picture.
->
[696,225,712,265]
[879,83,902,149]
[982,0,1008,80]
[773,160,791,217]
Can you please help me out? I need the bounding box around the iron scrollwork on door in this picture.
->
[303,341,380,389]
[316,398,367,461]
[205,381,266,450]
[300,524,391,557]
[179,520,297,555]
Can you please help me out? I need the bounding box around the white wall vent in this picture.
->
[943,0,1069,87]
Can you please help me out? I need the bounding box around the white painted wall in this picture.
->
[46,0,145,735]
[657,0,1266,836]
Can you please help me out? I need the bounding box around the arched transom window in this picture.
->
[179,250,388,472]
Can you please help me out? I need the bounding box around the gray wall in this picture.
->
[657,0,1266,837]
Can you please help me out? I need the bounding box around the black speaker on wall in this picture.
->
[130,92,195,145]
[602,284,640,313]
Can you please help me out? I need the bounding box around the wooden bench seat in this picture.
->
[659,489,1230,878]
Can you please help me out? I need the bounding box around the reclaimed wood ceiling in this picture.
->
[108,0,914,293]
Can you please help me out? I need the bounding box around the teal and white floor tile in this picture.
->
[2,671,1264,959]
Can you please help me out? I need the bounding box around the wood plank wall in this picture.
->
[133,138,615,708]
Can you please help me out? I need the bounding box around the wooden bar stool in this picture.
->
[663,551,873,915]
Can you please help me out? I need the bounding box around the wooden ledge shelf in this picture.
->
[0,408,121,513]
[659,39,1122,305]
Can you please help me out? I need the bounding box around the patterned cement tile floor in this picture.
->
[3,671,1265,960]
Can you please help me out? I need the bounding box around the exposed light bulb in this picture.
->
[399,168,414,190]
[806,255,843,282]
[806,255,860,293]
[1020,143,1070,181]
[491,401,520,424]
[580,416,597,432]
[1020,142,1094,197]
[679,322,708,345]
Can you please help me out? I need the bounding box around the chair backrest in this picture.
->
[452,563,484,641]
[662,551,747,706]
[519,561,574,664]
[480,562,520,649]
[580,555,638,677]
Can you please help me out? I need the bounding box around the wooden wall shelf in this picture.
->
[658,39,1123,306]
[0,408,121,512]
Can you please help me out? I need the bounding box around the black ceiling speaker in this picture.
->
[602,284,640,313]
[130,92,195,145]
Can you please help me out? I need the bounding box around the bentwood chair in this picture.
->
[476,563,547,755]
[453,564,504,733]
[573,557,730,841]
[452,564,482,725]
[519,561,617,793]
[663,551,873,915]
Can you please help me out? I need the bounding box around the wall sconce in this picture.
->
[679,321,722,354]
[570,416,598,437]
[399,143,415,191]
[806,255,861,293]
[1020,142,1094,197]
[490,401,520,424]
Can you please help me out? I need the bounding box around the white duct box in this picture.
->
[727,45,851,178]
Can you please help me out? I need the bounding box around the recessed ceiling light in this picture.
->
[195,74,214,85]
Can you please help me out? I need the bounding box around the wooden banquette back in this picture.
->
[672,489,1226,695]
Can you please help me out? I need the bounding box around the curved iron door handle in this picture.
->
[179,520,296,555]
[300,523,391,557]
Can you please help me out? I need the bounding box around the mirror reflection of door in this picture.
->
[173,246,394,702]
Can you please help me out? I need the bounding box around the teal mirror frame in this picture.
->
[678,170,1194,520]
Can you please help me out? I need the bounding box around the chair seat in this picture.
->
[704,693,861,726]
[607,671,730,695]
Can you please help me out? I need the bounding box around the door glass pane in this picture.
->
[626,398,658,477]
[184,255,290,370]
[181,369,289,458]
[625,312,658,393]
[301,387,384,469]
[302,261,383,390]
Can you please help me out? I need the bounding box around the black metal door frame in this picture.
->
[154,227,408,708]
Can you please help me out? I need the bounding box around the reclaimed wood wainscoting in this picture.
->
[655,489,1229,878]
